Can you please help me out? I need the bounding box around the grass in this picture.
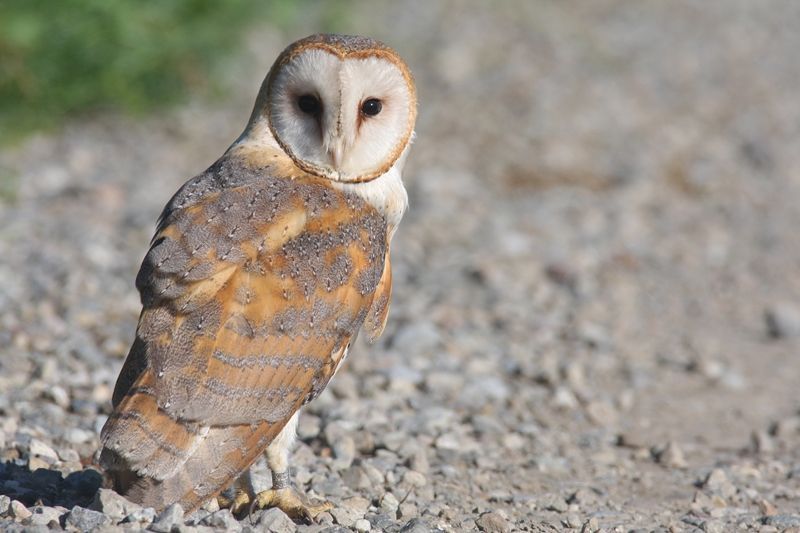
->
[0,0,299,144]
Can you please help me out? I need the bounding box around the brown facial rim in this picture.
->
[265,36,417,184]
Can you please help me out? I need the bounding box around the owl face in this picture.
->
[254,35,416,183]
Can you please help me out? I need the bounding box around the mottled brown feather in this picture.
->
[100,147,389,512]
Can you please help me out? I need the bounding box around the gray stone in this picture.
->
[23,505,63,526]
[354,518,372,532]
[9,500,31,521]
[540,494,569,513]
[399,518,432,533]
[255,507,296,533]
[380,492,399,514]
[201,509,241,532]
[476,511,510,532]
[150,503,184,532]
[765,303,800,338]
[28,439,59,463]
[763,515,800,528]
[123,507,157,524]
[64,505,112,530]
[0,495,10,516]
[90,488,141,521]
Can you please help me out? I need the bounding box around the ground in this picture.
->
[1,1,799,531]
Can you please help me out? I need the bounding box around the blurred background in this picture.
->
[1,1,799,530]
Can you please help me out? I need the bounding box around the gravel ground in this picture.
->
[2,1,800,531]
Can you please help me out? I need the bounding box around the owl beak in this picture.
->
[328,140,346,169]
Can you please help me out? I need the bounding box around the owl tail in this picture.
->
[99,369,283,513]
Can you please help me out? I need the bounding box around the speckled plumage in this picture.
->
[99,33,416,515]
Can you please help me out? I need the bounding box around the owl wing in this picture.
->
[100,162,388,510]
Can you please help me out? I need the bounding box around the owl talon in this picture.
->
[248,487,333,524]
[217,489,253,515]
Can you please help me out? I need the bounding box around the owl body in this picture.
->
[100,34,416,513]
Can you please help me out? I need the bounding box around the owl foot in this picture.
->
[217,488,253,515]
[248,487,333,523]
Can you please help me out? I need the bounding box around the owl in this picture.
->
[99,34,416,520]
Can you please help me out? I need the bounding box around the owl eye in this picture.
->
[361,98,382,117]
[297,94,321,115]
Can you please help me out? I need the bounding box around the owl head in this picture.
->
[244,34,417,183]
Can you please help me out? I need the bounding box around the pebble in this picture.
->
[354,518,372,532]
[28,439,59,463]
[89,488,140,520]
[540,494,569,513]
[254,507,296,532]
[64,505,111,530]
[652,441,688,468]
[0,495,10,515]
[201,509,240,532]
[9,500,31,521]
[150,503,185,533]
[402,470,427,488]
[765,303,800,338]
[380,493,400,514]
[475,511,510,533]
[399,518,431,533]
[23,505,62,526]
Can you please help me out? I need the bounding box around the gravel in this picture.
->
[1,0,800,531]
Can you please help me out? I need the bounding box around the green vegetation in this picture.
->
[0,0,297,143]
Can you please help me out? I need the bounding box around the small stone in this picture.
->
[297,414,321,440]
[540,494,569,513]
[341,496,370,517]
[552,387,579,410]
[332,436,357,469]
[23,505,62,526]
[380,492,400,514]
[123,507,157,524]
[653,441,688,468]
[402,470,427,488]
[475,511,510,532]
[586,400,619,426]
[28,439,59,463]
[331,507,357,527]
[340,465,372,490]
[10,500,32,521]
[758,498,778,516]
[564,514,583,528]
[150,503,184,532]
[64,505,111,530]
[765,303,800,338]
[355,518,372,532]
[399,502,418,520]
[405,449,428,475]
[64,427,95,444]
[751,430,774,454]
[581,517,600,532]
[255,507,297,532]
[201,509,240,532]
[702,519,725,533]
[704,468,736,498]
[763,515,800,528]
[46,386,70,408]
[90,488,141,520]
[0,495,10,515]
[502,433,526,450]
[400,518,432,533]
[434,433,460,451]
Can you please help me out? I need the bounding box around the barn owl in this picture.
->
[99,33,416,520]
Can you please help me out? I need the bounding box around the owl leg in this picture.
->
[249,412,333,522]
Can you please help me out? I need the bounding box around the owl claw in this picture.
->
[241,487,333,524]
[216,489,252,515]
